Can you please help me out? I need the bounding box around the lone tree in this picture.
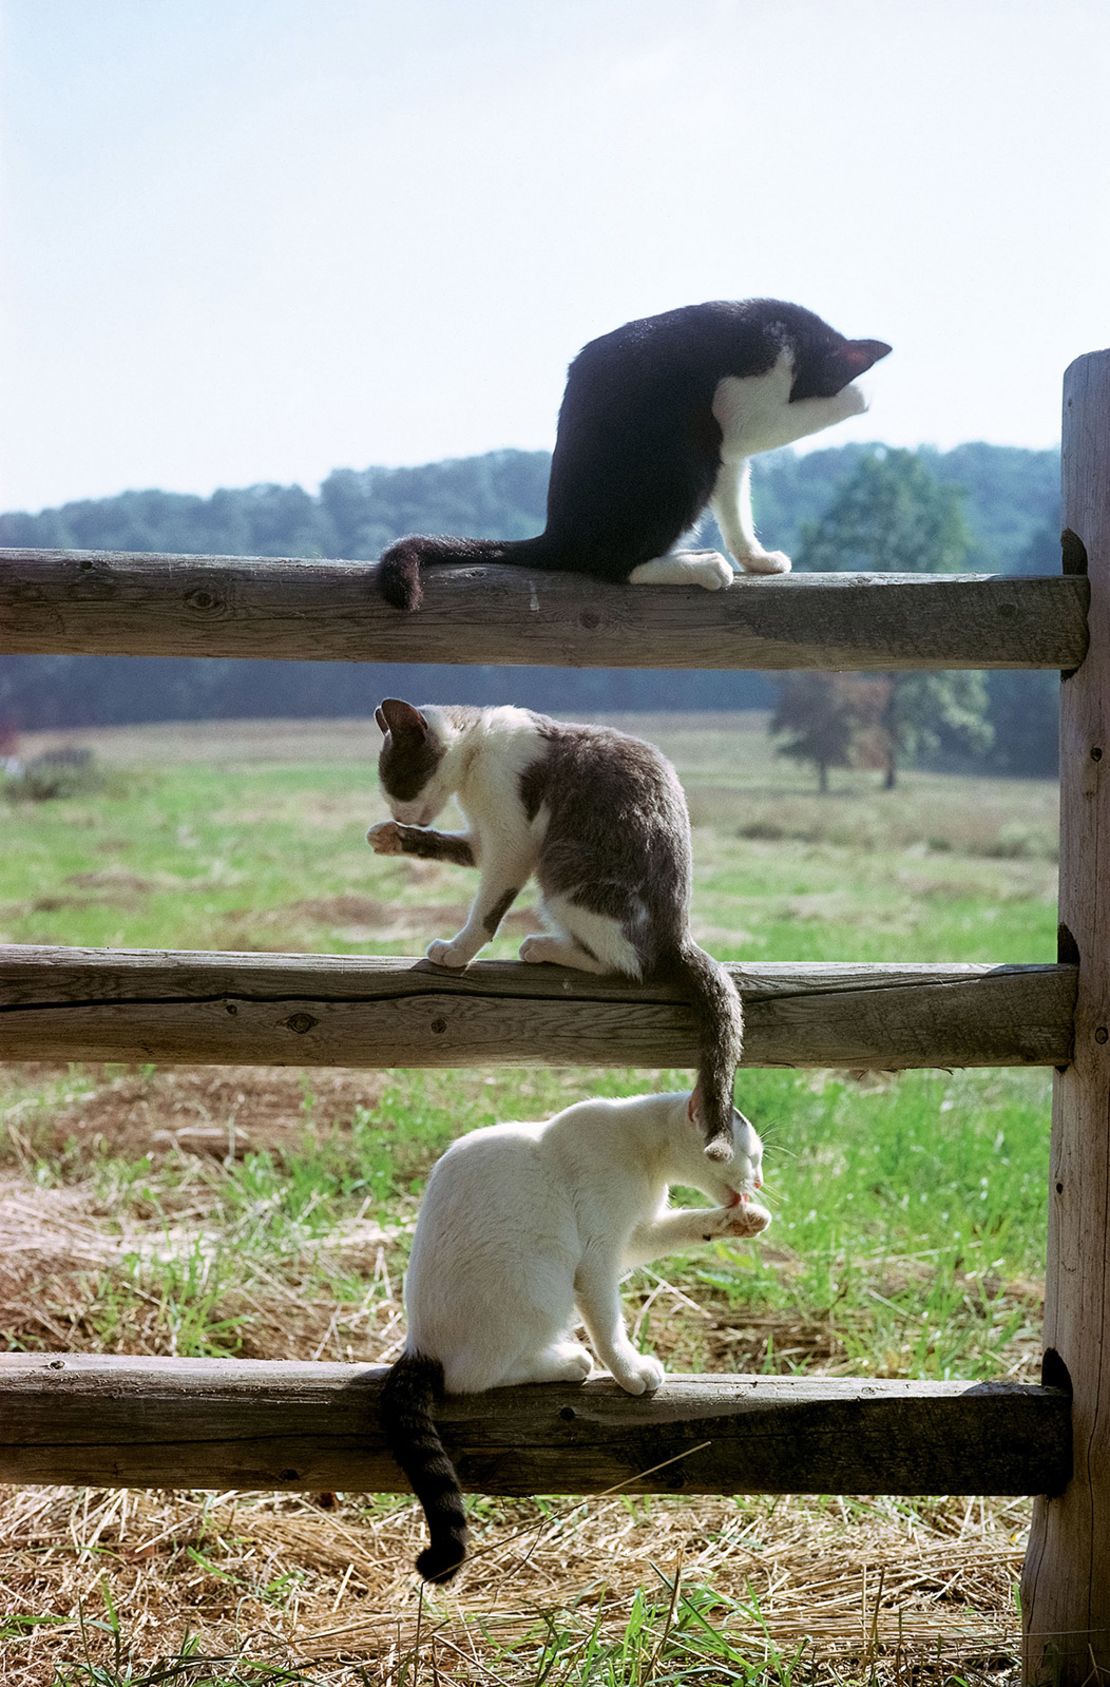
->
[795,450,992,787]
[772,673,890,794]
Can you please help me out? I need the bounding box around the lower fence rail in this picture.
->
[0,1354,1071,1498]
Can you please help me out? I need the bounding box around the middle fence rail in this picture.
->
[0,948,1076,1069]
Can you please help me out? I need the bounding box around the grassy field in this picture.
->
[0,714,1059,1685]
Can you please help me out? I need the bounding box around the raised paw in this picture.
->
[738,550,792,576]
[722,1200,773,1238]
[613,1353,666,1396]
[366,820,405,855]
[425,937,476,969]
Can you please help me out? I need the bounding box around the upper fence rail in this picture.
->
[0,548,1089,670]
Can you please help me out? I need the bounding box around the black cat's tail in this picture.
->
[379,1352,469,1583]
[663,941,744,1162]
[377,533,555,611]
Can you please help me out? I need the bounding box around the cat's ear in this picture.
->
[378,698,429,739]
[374,706,388,735]
[686,1088,702,1127]
[840,339,892,377]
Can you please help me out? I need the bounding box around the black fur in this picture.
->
[379,1352,469,1584]
[377,299,890,610]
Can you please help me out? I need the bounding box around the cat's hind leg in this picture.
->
[496,1341,593,1386]
[519,894,642,977]
[519,932,609,972]
[628,551,734,590]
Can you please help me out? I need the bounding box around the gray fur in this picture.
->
[372,702,745,1155]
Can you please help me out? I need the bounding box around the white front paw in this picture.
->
[425,937,474,968]
[614,1353,665,1396]
[739,550,792,576]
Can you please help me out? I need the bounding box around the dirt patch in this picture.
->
[44,1065,385,1163]
[66,868,164,894]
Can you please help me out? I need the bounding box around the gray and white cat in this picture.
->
[367,700,743,1158]
[379,1090,771,1583]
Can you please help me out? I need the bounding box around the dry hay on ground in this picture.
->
[0,1482,1027,1686]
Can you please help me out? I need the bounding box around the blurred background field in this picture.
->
[0,713,1056,1683]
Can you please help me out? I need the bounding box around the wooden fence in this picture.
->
[1,348,1107,1683]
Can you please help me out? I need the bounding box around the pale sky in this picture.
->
[2,0,1108,513]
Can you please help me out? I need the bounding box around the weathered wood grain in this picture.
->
[0,1354,1071,1498]
[0,548,1089,669]
[1024,354,1110,1680]
[0,946,1075,1070]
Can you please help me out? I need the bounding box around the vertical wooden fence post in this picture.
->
[1023,350,1110,1682]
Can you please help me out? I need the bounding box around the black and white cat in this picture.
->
[367,699,743,1159]
[379,1089,771,1582]
[378,299,890,609]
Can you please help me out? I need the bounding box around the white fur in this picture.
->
[378,705,542,967]
[628,551,734,591]
[708,352,869,574]
[402,1091,771,1396]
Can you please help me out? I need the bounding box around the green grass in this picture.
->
[0,714,1056,1678]
[0,716,1057,1379]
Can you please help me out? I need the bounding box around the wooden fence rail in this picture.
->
[0,1355,1072,1499]
[0,947,1075,1069]
[0,547,1090,670]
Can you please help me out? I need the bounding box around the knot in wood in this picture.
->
[185,585,225,614]
[284,1011,318,1035]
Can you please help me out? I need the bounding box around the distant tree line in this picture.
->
[0,442,1061,773]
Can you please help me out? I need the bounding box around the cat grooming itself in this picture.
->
[367,700,743,1159]
[380,1089,771,1583]
[378,298,890,609]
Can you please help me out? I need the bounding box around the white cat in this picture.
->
[379,1090,771,1583]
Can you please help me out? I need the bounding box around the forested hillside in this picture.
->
[0,442,1061,768]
